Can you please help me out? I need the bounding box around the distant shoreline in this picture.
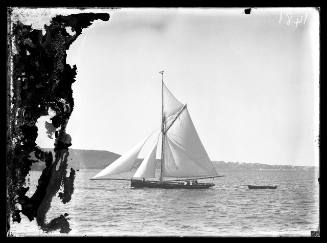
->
[29,148,318,171]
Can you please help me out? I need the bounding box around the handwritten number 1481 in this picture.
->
[279,11,308,27]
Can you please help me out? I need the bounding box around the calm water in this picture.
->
[10,168,319,236]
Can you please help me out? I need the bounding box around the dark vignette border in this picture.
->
[1,0,324,241]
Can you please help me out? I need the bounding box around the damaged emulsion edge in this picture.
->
[6,9,110,236]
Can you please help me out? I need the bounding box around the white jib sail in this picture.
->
[163,108,218,178]
[163,83,184,119]
[91,134,151,180]
[132,136,159,179]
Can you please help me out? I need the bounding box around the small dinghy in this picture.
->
[248,185,277,189]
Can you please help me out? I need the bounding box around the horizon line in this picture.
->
[41,147,318,168]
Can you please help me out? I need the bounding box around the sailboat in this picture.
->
[91,71,222,189]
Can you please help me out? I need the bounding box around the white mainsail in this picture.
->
[133,138,159,179]
[162,108,218,178]
[91,135,151,179]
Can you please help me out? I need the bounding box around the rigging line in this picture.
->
[136,129,161,159]
[155,131,161,148]
[164,104,187,133]
[136,131,160,164]
[137,128,161,151]
[147,128,161,139]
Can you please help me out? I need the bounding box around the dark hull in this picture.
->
[248,185,277,189]
[131,179,214,189]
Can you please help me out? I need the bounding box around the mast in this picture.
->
[159,70,164,183]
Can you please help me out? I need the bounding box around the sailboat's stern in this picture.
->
[130,179,146,188]
[130,179,163,188]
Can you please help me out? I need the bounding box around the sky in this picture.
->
[33,8,319,166]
